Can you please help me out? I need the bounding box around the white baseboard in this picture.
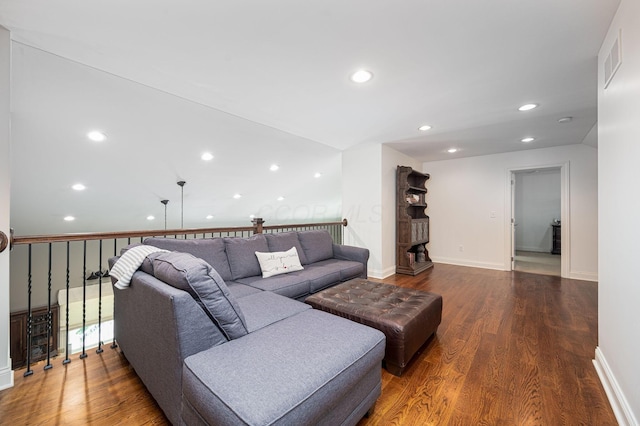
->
[368,265,397,280]
[430,256,506,271]
[568,270,598,282]
[593,347,638,426]
[0,364,14,391]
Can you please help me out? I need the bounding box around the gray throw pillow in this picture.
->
[151,251,248,340]
[144,237,233,281]
[223,234,269,280]
[297,230,334,264]
[265,232,308,265]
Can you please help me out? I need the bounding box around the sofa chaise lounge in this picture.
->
[109,230,386,425]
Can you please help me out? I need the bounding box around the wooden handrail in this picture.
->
[10,218,348,246]
[263,218,348,231]
[11,226,253,245]
[8,217,347,373]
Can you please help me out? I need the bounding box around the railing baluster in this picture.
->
[24,244,33,377]
[63,241,71,365]
[11,219,348,376]
[97,240,104,354]
[110,238,118,349]
[80,241,88,359]
[44,242,53,370]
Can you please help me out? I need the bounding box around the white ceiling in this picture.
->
[0,0,620,233]
[1,0,620,156]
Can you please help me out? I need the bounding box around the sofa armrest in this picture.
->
[110,256,226,424]
[332,244,369,278]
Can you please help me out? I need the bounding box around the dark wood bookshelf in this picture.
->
[396,166,433,275]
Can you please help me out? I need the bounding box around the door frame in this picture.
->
[505,162,570,277]
[1,25,13,389]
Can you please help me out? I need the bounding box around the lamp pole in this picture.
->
[161,199,169,230]
[177,181,186,228]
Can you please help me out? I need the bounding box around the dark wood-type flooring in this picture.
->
[0,264,617,425]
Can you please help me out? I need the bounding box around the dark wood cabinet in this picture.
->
[551,224,561,255]
[10,304,59,369]
[396,166,433,275]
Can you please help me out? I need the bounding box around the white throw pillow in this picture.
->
[255,247,304,278]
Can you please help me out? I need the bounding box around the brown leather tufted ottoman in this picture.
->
[306,278,442,376]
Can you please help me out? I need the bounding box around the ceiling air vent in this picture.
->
[604,29,622,89]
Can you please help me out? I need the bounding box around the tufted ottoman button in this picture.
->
[306,278,442,376]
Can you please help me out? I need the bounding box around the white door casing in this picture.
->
[0,25,14,390]
[505,163,569,277]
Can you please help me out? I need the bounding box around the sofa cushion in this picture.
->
[255,247,304,278]
[181,309,385,426]
[297,230,334,264]
[144,237,233,281]
[299,262,345,293]
[223,234,269,280]
[226,282,262,299]
[311,258,365,283]
[150,251,248,340]
[265,232,308,265]
[235,274,311,300]
[235,291,311,333]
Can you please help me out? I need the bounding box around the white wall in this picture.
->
[343,143,383,276]
[595,0,640,423]
[342,143,419,278]
[514,169,561,252]
[0,25,14,390]
[423,144,598,280]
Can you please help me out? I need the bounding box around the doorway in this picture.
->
[509,165,566,277]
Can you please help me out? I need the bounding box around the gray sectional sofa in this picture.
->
[109,230,385,425]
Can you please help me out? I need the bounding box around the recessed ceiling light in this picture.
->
[147,215,155,220]
[72,183,86,191]
[350,70,373,83]
[558,117,573,123]
[64,216,75,222]
[270,164,279,172]
[518,103,538,111]
[277,196,285,201]
[418,125,432,131]
[314,172,322,178]
[201,152,214,161]
[233,193,242,199]
[249,214,256,219]
[521,137,535,143]
[447,148,458,153]
[87,131,106,142]
[206,214,214,219]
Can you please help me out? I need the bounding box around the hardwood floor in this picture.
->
[0,264,616,425]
